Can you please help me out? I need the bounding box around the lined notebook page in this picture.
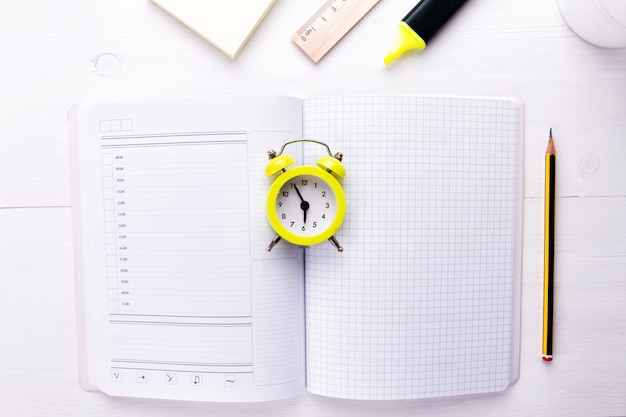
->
[302,96,522,400]
[70,97,306,402]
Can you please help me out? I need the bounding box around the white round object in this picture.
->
[556,0,626,48]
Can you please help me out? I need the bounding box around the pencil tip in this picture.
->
[546,129,556,154]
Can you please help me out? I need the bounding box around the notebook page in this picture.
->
[70,96,305,402]
[302,96,522,400]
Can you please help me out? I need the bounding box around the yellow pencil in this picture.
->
[543,128,556,361]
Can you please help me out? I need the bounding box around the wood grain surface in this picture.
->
[1,0,625,415]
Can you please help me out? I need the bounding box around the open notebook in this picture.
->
[69,95,523,402]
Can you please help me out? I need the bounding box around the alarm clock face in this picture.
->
[274,173,338,237]
[267,166,345,246]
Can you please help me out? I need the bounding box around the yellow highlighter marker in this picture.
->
[385,0,468,65]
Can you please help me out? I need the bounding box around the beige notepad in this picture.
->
[151,0,277,59]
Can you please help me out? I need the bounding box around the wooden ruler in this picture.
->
[292,0,380,63]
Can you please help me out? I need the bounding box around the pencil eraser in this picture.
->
[542,355,553,362]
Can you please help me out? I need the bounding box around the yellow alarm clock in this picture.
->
[265,140,346,252]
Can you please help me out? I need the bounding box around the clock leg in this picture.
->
[266,234,282,252]
[328,236,343,252]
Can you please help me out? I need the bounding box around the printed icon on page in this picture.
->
[111,370,122,382]
[224,375,237,387]
[191,374,203,386]
[165,373,177,385]
[136,371,147,383]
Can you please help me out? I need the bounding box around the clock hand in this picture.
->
[293,184,310,223]
[293,183,304,202]
[303,202,309,224]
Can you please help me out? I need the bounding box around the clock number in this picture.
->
[282,213,286,219]
[301,179,308,186]
[313,222,317,228]
[322,191,326,197]
[282,191,289,197]
[325,203,330,208]
[301,226,306,232]
[290,221,295,227]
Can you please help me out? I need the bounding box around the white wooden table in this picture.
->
[1,0,625,415]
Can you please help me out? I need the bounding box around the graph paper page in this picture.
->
[301,96,523,400]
